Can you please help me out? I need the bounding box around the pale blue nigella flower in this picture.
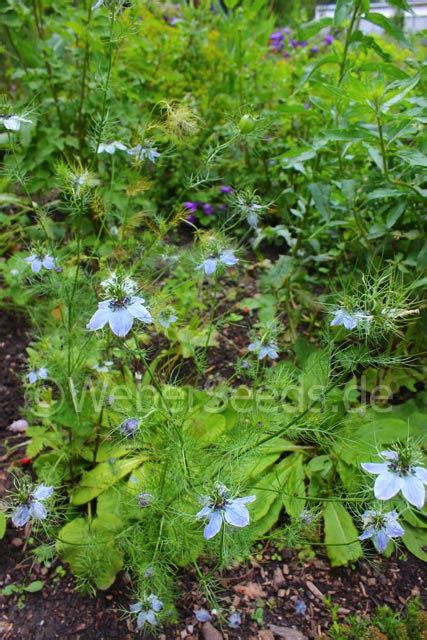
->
[130,594,163,628]
[248,339,279,360]
[98,140,127,154]
[295,599,307,615]
[358,509,404,553]
[195,608,211,622]
[87,295,153,338]
[119,417,139,437]
[158,311,178,329]
[247,204,262,229]
[361,451,427,509]
[1,114,32,131]
[12,485,54,527]
[228,612,241,629]
[25,254,58,273]
[93,360,114,373]
[196,483,256,540]
[196,249,238,276]
[127,144,160,163]
[330,308,372,330]
[27,367,48,384]
[138,492,153,507]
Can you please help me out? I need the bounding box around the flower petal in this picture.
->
[136,611,148,629]
[109,309,134,337]
[203,258,217,276]
[413,467,427,484]
[196,505,213,519]
[399,476,425,509]
[374,471,400,500]
[42,255,56,270]
[373,530,389,553]
[224,500,250,527]
[204,510,223,539]
[32,485,53,501]
[361,462,388,475]
[31,258,42,273]
[12,505,30,527]
[127,300,153,324]
[219,249,238,266]
[87,306,111,331]
[29,500,47,520]
[129,603,142,613]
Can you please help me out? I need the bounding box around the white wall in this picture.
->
[315,1,427,33]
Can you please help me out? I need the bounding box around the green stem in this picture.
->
[338,0,361,84]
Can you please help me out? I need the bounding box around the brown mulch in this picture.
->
[0,310,425,640]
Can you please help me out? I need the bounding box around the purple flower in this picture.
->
[185,214,197,225]
[119,417,139,437]
[311,45,319,54]
[184,201,198,213]
[196,483,256,540]
[299,40,308,48]
[203,204,214,216]
[358,509,404,553]
[290,39,298,48]
[361,451,427,509]
[220,185,234,194]
[324,34,334,45]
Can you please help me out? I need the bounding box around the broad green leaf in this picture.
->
[402,524,427,561]
[57,517,123,590]
[334,0,354,25]
[282,454,306,518]
[297,17,332,41]
[323,502,363,566]
[299,351,329,410]
[363,13,410,47]
[70,456,145,505]
[184,413,226,444]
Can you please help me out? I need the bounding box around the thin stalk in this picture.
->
[338,0,361,84]
[31,0,65,130]
[91,8,116,165]
[77,0,94,151]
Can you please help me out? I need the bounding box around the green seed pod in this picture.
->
[238,114,256,134]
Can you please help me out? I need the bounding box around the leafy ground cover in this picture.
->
[0,0,426,637]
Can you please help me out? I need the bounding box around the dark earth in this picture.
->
[0,309,425,639]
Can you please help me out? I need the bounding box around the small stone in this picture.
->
[11,538,24,548]
[259,631,275,640]
[273,567,285,589]
[282,564,290,575]
[268,626,307,640]
[202,622,223,640]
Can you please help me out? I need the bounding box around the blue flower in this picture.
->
[1,114,32,131]
[87,295,153,338]
[196,249,238,277]
[130,594,163,628]
[330,308,372,330]
[138,492,153,507]
[196,484,256,540]
[228,612,241,629]
[295,599,307,615]
[361,450,427,509]
[195,608,211,622]
[248,339,279,360]
[119,417,139,437]
[127,144,160,163]
[25,254,58,274]
[98,141,127,154]
[158,311,178,329]
[358,509,404,553]
[27,367,48,384]
[12,485,54,528]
